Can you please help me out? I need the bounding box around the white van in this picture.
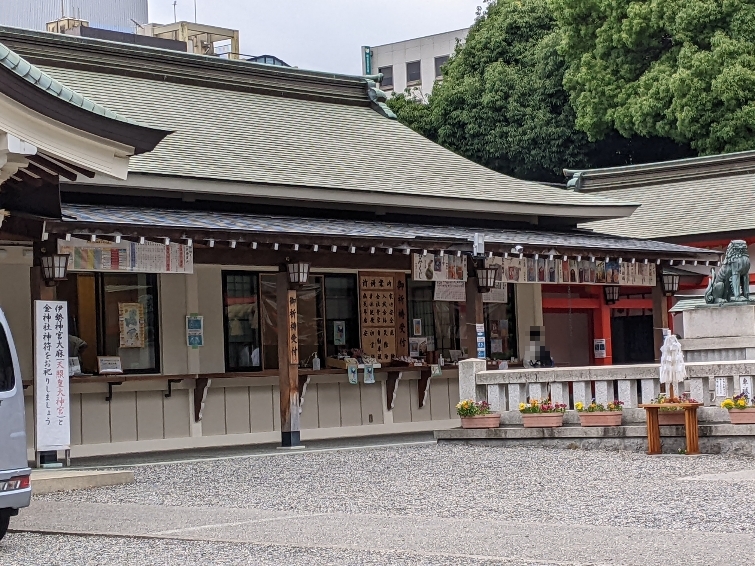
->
[0,308,31,541]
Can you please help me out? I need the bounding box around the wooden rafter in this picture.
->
[27,154,78,181]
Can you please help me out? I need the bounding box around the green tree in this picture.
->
[556,0,755,154]
[388,0,691,182]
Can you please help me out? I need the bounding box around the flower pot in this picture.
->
[460,413,501,429]
[578,411,622,427]
[728,408,755,425]
[521,413,564,428]
[658,411,685,426]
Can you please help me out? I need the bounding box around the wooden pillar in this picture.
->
[276,271,301,447]
[464,276,484,357]
[652,281,669,363]
[591,292,612,365]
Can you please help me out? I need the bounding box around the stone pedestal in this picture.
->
[680,304,755,362]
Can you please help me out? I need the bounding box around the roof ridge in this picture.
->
[0,26,377,109]
[564,150,755,192]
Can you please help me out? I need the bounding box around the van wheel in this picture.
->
[0,511,10,542]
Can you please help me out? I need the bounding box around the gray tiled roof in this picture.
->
[0,42,138,125]
[583,173,755,239]
[58,203,716,258]
[38,65,638,214]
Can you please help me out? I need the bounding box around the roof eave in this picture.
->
[67,172,641,222]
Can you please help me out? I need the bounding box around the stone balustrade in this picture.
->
[459,360,755,418]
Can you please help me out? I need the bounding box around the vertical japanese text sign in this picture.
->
[287,291,299,366]
[34,300,70,451]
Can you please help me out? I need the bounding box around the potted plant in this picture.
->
[654,393,698,426]
[456,399,500,429]
[576,399,623,427]
[518,399,567,427]
[721,394,755,424]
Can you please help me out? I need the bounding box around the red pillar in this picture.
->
[592,292,613,365]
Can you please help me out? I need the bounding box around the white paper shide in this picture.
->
[34,300,70,451]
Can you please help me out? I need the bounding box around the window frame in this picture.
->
[406,60,421,85]
[222,270,263,373]
[0,322,16,393]
[378,65,394,89]
[95,272,161,375]
[434,55,449,78]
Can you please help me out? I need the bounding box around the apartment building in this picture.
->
[361,28,469,96]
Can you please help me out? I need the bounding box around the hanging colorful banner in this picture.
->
[58,237,193,274]
[485,257,656,287]
[413,253,468,282]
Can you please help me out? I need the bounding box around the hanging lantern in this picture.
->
[40,252,70,286]
[603,285,620,305]
[287,262,310,287]
[474,263,499,293]
[661,273,680,296]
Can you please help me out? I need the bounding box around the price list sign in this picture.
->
[359,273,398,362]
[34,300,70,452]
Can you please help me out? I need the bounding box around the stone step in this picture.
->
[31,469,134,495]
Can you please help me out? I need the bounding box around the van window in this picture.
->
[0,324,15,392]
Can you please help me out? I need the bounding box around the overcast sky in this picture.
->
[148,0,480,74]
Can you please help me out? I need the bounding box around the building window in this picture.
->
[435,55,449,78]
[0,323,15,392]
[379,65,393,89]
[57,273,161,375]
[406,61,421,84]
[484,285,517,361]
[325,275,360,358]
[407,281,461,360]
[223,272,261,371]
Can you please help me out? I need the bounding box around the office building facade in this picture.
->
[0,0,147,33]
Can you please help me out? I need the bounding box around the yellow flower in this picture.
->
[721,399,735,409]
[575,401,584,411]
[519,402,526,411]
[737,398,747,408]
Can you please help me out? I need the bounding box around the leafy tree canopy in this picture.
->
[387,0,692,182]
[556,0,755,154]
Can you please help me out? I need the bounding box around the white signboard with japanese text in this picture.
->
[58,237,193,274]
[34,300,70,452]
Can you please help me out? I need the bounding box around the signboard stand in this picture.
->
[33,300,71,468]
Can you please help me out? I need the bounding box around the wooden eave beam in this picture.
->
[28,154,78,181]
[39,153,95,179]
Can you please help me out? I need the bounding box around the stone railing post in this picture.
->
[640,378,659,404]
[487,384,507,412]
[687,377,707,406]
[573,381,590,407]
[594,381,611,405]
[458,358,487,402]
[508,383,525,409]
[617,380,638,408]
[528,382,546,402]
[550,382,568,407]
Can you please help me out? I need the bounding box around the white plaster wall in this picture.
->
[369,28,469,95]
[0,247,33,380]
[196,265,225,374]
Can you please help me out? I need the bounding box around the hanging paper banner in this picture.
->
[484,257,656,287]
[434,280,466,302]
[413,253,468,282]
[34,300,70,452]
[58,237,193,274]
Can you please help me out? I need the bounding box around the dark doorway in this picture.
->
[612,314,654,364]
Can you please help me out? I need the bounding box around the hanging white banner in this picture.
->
[34,300,70,452]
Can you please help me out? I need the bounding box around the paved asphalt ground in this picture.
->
[2,436,755,565]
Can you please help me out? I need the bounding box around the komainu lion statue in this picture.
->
[705,240,752,304]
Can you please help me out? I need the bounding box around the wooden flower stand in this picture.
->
[638,403,702,455]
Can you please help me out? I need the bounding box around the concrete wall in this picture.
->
[368,28,469,96]
[0,246,33,381]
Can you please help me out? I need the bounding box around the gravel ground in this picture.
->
[39,444,755,533]
[0,533,556,566]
